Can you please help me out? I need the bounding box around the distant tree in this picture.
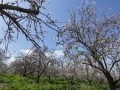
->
[0,48,8,73]
[10,46,60,83]
[46,60,60,80]
[28,46,50,84]
[84,64,97,86]
[0,48,8,61]
[62,61,77,84]
[44,49,61,80]
[0,61,8,74]
[57,1,120,90]
[10,53,32,76]
[0,0,59,50]
[94,70,106,85]
[10,58,24,75]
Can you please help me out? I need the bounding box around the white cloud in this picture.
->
[10,56,16,62]
[7,50,64,64]
[53,50,64,57]
[20,49,33,55]
[45,50,64,58]
[45,52,50,57]
[7,56,16,64]
[7,49,33,64]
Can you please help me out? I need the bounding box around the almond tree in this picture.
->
[0,0,59,50]
[62,60,77,84]
[28,47,48,84]
[45,50,61,79]
[94,70,106,85]
[0,48,8,73]
[10,52,34,76]
[57,1,120,90]
[84,64,97,86]
[46,60,60,79]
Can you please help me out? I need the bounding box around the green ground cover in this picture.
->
[0,74,108,90]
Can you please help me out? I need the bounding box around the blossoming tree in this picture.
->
[0,0,58,50]
[57,1,120,90]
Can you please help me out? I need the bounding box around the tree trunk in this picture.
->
[108,84,115,90]
[87,78,92,86]
[36,70,40,84]
[103,71,116,90]
[36,75,40,84]
[48,74,51,80]
[88,80,92,86]
[23,68,27,77]
[70,80,73,85]
[23,73,27,77]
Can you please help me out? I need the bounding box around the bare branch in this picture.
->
[110,59,120,72]
[0,4,39,15]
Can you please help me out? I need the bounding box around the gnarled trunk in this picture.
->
[103,71,116,90]
[108,83,115,90]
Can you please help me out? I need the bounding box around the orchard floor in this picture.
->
[0,74,109,90]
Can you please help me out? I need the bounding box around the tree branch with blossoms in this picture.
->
[0,0,59,51]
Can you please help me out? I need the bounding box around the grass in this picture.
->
[0,74,108,90]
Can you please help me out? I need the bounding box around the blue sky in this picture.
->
[40,0,120,48]
[0,0,120,62]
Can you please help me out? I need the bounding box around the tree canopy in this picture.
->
[57,1,120,90]
[0,0,59,50]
